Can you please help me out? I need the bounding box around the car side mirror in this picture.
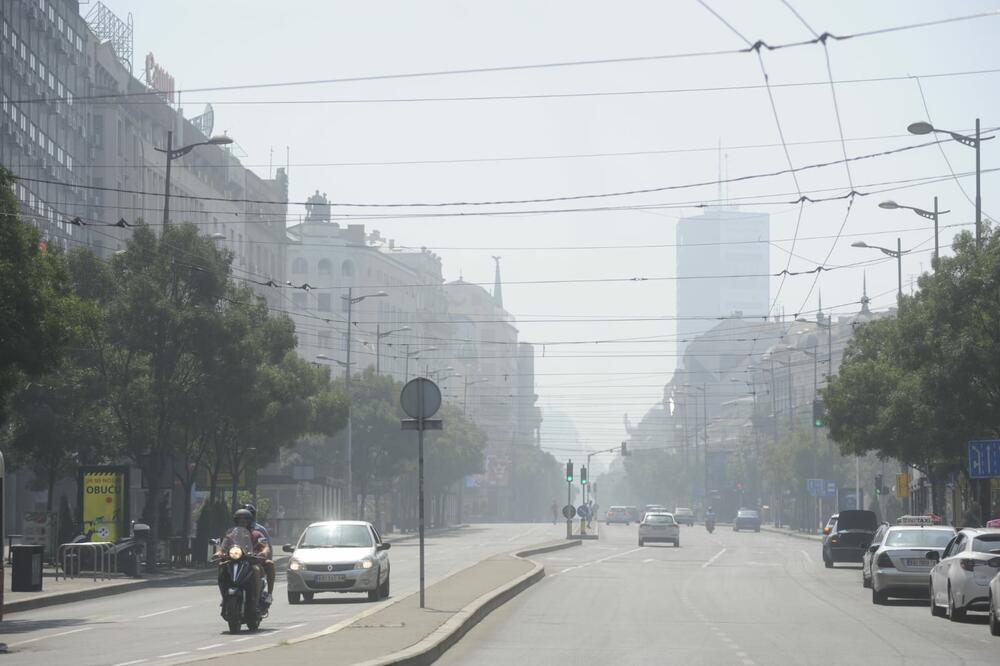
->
[377,543,391,551]
[925,551,940,562]
[987,556,1000,568]
[282,544,295,553]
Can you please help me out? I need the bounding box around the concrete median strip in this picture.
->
[186,537,582,666]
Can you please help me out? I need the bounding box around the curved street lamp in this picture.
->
[879,199,949,266]
[851,238,912,305]
[155,133,233,228]
[375,325,411,376]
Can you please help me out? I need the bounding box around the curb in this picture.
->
[760,526,823,542]
[353,538,582,666]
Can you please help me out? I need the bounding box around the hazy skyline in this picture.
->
[99,0,1000,469]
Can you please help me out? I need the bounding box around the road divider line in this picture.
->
[702,548,728,568]
[230,636,255,643]
[111,660,148,666]
[8,627,92,647]
[138,605,191,619]
[157,652,189,659]
[285,623,306,630]
[801,549,813,564]
[196,644,223,651]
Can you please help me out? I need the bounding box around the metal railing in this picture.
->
[56,542,117,581]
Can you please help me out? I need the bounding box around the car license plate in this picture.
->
[316,574,346,582]
[904,558,931,568]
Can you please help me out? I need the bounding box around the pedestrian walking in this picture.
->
[550,501,559,525]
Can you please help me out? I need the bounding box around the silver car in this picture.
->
[929,528,1000,620]
[638,512,680,547]
[864,524,955,604]
[987,556,1000,636]
[283,520,391,604]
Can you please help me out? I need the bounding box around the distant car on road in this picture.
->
[822,509,878,568]
[606,506,632,525]
[283,520,391,604]
[625,506,641,522]
[674,507,695,526]
[638,512,680,547]
[642,504,668,521]
[862,522,955,604]
[929,528,1000,621]
[733,509,761,532]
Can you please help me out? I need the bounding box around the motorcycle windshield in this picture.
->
[225,527,253,554]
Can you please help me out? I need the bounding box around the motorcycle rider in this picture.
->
[242,504,274,605]
[215,509,268,607]
[705,506,717,532]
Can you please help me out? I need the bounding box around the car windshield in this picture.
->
[299,524,373,548]
[738,511,758,518]
[972,535,1000,553]
[644,514,675,524]
[884,529,953,548]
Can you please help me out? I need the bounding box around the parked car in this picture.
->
[674,507,695,526]
[733,509,761,532]
[822,509,878,568]
[638,512,680,547]
[987,555,1000,635]
[929,528,1000,621]
[283,520,391,604]
[606,506,632,525]
[862,522,955,604]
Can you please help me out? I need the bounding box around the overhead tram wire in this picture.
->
[8,8,998,106]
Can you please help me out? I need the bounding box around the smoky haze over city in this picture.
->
[3,1,1000,664]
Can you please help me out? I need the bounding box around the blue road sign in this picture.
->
[806,478,825,496]
[968,440,1000,479]
[825,481,838,498]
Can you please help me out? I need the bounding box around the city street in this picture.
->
[438,524,999,665]
[0,523,564,666]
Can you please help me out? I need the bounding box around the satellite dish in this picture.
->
[191,104,214,138]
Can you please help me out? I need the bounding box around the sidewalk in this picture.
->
[2,525,470,615]
[196,539,580,666]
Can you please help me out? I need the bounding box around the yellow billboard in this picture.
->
[82,470,125,542]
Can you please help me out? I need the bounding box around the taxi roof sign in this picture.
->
[896,515,935,526]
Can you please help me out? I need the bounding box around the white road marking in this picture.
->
[88,614,121,622]
[138,605,191,619]
[8,627,92,647]
[157,652,189,659]
[110,660,148,666]
[196,643,224,651]
[702,548,727,568]
[643,558,656,563]
[800,549,813,564]
[230,636,255,643]
[286,623,306,630]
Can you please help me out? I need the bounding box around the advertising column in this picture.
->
[78,466,130,542]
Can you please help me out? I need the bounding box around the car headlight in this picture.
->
[357,558,374,569]
[289,559,302,571]
[228,546,244,560]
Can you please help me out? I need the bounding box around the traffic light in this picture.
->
[812,399,826,428]
[580,466,588,485]
[565,460,574,483]
[621,441,629,457]
[874,473,883,496]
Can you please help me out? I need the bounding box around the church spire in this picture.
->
[860,272,872,316]
[492,256,503,308]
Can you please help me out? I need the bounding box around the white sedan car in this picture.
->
[865,524,955,604]
[283,520,391,604]
[638,512,680,547]
[929,528,1000,620]
[990,558,1000,636]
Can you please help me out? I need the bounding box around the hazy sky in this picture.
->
[98,0,1000,469]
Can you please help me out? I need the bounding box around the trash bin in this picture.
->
[11,544,44,592]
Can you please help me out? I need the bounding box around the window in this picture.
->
[57,16,63,31]
[317,293,332,312]
[319,330,332,349]
[66,154,72,171]
[75,35,82,52]
[318,258,332,275]
[30,53,36,71]
[341,260,355,277]
[292,257,308,274]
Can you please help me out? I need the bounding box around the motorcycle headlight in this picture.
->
[228,546,244,560]
[357,558,374,569]
[289,559,302,571]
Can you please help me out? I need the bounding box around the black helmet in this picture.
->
[233,509,253,526]
[242,503,257,520]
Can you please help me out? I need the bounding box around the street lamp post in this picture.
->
[155,131,233,229]
[851,238,911,306]
[375,325,410,376]
[463,377,490,416]
[908,120,993,247]
[342,288,387,519]
[403,345,437,383]
[879,199,949,268]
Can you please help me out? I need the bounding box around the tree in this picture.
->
[0,167,76,424]
[424,404,486,525]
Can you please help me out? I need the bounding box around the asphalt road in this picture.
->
[437,523,1000,665]
[0,523,565,666]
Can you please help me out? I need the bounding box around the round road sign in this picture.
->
[577,504,591,519]
[400,377,442,419]
[561,504,576,519]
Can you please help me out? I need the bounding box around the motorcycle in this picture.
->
[705,518,716,534]
[216,527,268,633]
